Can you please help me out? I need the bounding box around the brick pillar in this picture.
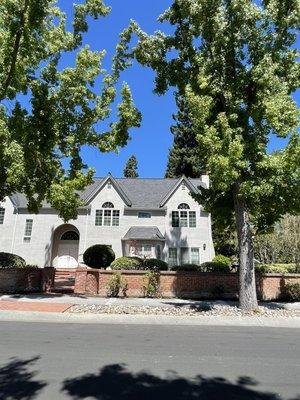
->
[42,267,55,293]
[74,267,88,294]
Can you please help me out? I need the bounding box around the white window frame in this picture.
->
[23,219,33,243]
[168,248,178,266]
[190,248,200,264]
[0,207,5,224]
[95,203,120,227]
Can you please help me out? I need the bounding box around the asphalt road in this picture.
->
[0,321,299,400]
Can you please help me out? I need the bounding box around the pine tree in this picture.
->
[124,155,139,178]
[166,94,204,178]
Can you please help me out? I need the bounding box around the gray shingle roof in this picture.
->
[123,226,165,241]
[9,176,206,210]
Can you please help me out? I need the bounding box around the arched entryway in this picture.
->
[51,224,80,268]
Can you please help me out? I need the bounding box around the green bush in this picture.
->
[283,283,300,301]
[142,258,168,271]
[212,255,231,267]
[170,264,201,272]
[142,271,160,297]
[200,262,231,273]
[110,256,143,270]
[106,273,128,297]
[0,252,26,268]
[256,263,300,274]
[83,245,115,269]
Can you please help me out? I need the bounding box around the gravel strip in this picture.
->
[69,304,299,318]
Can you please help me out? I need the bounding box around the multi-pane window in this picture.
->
[112,210,120,226]
[24,219,33,243]
[189,211,196,228]
[138,212,151,218]
[180,211,188,227]
[95,210,103,226]
[191,248,200,264]
[0,208,5,224]
[95,203,120,227]
[172,211,180,227]
[168,248,177,266]
[103,209,111,226]
[172,205,197,228]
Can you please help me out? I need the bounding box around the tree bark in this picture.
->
[234,186,258,310]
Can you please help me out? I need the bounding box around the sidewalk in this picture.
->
[1,293,300,311]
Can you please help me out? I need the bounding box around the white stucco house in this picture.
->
[0,174,215,268]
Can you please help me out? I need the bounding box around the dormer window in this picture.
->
[95,202,120,226]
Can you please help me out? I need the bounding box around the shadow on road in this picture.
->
[0,356,46,399]
[62,363,300,400]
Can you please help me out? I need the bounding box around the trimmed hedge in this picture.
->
[170,264,200,272]
[256,263,300,274]
[212,255,231,267]
[110,257,168,271]
[0,252,26,268]
[83,245,115,269]
[142,258,168,271]
[283,283,300,301]
[110,256,143,270]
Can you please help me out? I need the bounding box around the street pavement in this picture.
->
[0,321,299,399]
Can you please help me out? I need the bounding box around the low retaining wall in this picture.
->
[74,268,300,300]
[0,267,55,294]
[74,268,239,299]
[257,274,300,300]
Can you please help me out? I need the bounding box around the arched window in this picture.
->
[61,231,79,241]
[178,203,190,209]
[95,202,120,227]
[102,202,114,208]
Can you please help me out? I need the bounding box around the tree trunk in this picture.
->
[234,187,258,310]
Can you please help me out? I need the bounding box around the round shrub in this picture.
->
[200,261,231,273]
[142,258,168,271]
[83,245,115,269]
[0,252,26,268]
[170,264,200,272]
[110,256,143,270]
[212,255,231,267]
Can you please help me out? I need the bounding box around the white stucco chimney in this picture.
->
[201,174,210,188]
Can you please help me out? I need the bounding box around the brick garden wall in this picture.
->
[0,267,55,294]
[74,268,300,300]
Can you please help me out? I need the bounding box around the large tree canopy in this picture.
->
[0,0,141,221]
[115,0,300,309]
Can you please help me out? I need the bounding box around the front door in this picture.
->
[56,231,79,268]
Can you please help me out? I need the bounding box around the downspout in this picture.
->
[83,208,89,261]
[11,207,18,253]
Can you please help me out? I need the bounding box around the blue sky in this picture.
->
[59,0,299,178]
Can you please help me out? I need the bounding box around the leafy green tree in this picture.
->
[0,0,141,221]
[123,155,139,178]
[166,93,204,178]
[254,215,300,265]
[114,0,300,309]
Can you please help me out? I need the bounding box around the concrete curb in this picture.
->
[0,310,300,328]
